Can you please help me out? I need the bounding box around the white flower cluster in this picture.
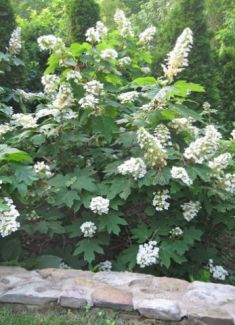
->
[98,260,112,272]
[181,201,201,221]
[35,108,59,119]
[0,198,20,237]
[202,101,211,115]
[209,259,228,281]
[171,166,192,186]
[79,94,99,109]
[34,161,52,178]
[184,125,222,164]
[8,27,21,55]
[139,26,156,45]
[208,153,232,174]
[141,67,151,74]
[79,80,104,110]
[170,117,198,137]
[152,189,170,211]
[90,196,110,215]
[37,35,65,52]
[66,70,82,84]
[114,9,134,38]
[0,123,12,136]
[117,157,147,180]
[80,221,97,238]
[84,80,104,97]
[137,127,167,168]
[52,83,74,110]
[85,21,108,43]
[162,27,193,80]
[12,113,38,129]
[154,124,172,147]
[169,227,183,238]
[101,48,118,60]
[118,56,131,67]
[218,173,235,194]
[42,75,60,95]
[118,91,139,104]
[136,241,159,268]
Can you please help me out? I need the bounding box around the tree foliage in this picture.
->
[65,0,100,43]
[0,0,16,52]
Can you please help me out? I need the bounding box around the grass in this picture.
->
[0,306,188,325]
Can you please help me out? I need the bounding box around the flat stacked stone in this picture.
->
[0,267,234,324]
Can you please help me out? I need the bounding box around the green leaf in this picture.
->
[56,190,80,208]
[98,212,127,235]
[116,245,138,270]
[0,145,32,163]
[74,239,104,263]
[174,80,205,96]
[132,77,157,86]
[91,116,118,142]
[108,177,133,200]
[70,42,91,57]
[0,239,22,261]
[24,255,62,269]
[131,224,153,243]
[14,165,37,185]
[71,175,97,192]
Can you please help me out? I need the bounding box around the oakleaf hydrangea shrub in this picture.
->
[0,13,235,282]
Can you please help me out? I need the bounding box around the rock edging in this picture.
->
[0,267,234,324]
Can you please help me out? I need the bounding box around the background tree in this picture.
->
[65,0,100,43]
[0,0,16,52]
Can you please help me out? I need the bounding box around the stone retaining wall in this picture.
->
[0,267,234,324]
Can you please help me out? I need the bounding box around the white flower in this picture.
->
[17,89,46,102]
[8,27,21,55]
[41,75,60,95]
[170,117,198,137]
[98,260,112,272]
[208,153,232,174]
[114,9,134,38]
[136,241,160,268]
[66,70,82,83]
[118,56,131,67]
[169,227,183,238]
[85,27,100,43]
[0,123,12,136]
[139,26,156,45]
[12,113,38,129]
[80,221,97,238]
[37,35,65,52]
[79,94,99,109]
[231,129,235,140]
[118,91,139,104]
[101,48,118,60]
[137,127,167,168]
[152,189,170,211]
[209,259,228,281]
[154,124,172,147]
[117,157,147,180]
[184,125,222,164]
[96,21,108,39]
[90,196,110,215]
[162,28,193,80]
[86,21,108,43]
[35,108,60,119]
[84,80,104,96]
[52,83,74,110]
[218,173,235,194]
[0,198,20,237]
[34,161,52,178]
[181,201,201,221]
[171,166,192,186]
[141,67,151,74]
